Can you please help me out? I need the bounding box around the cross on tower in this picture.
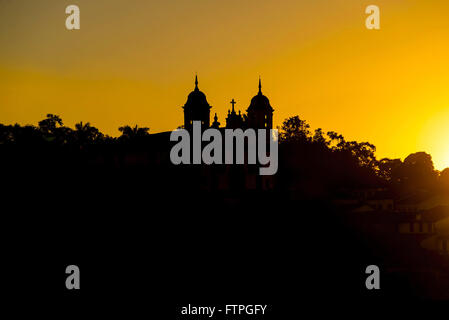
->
[230,98,236,112]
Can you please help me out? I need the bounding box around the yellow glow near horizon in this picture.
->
[2,1,449,169]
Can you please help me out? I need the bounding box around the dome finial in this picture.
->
[195,74,198,90]
[258,76,262,94]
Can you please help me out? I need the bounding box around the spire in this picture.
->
[195,74,198,90]
[258,76,262,94]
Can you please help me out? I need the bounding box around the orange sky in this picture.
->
[2,0,449,169]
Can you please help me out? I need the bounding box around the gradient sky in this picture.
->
[2,0,449,169]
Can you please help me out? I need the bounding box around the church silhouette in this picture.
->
[182,76,274,131]
[173,75,277,191]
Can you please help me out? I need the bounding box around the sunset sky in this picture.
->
[2,1,449,169]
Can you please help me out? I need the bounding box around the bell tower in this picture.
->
[246,78,274,129]
[182,75,211,130]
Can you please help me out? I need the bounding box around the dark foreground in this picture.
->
[1,145,449,317]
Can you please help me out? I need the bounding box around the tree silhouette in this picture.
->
[37,114,74,145]
[327,131,345,150]
[0,124,14,144]
[38,114,63,135]
[279,116,310,142]
[118,125,150,141]
[4,113,449,195]
[74,121,104,145]
[378,158,403,182]
[401,152,438,190]
[312,128,329,146]
[439,167,449,188]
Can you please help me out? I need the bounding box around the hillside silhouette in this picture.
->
[2,113,449,304]
[1,113,448,195]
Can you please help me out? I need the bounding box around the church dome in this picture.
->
[247,78,274,113]
[183,76,210,110]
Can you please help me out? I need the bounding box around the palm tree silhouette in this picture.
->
[75,121,103,145]
[118,125,149,140]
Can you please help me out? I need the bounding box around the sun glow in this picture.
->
[419,109,449,171]
[3,1,449,169]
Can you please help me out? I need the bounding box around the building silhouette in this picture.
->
[183,76,274,131]
[179,75,276,191]
[246,78,274,129]
[182,75,211,130]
